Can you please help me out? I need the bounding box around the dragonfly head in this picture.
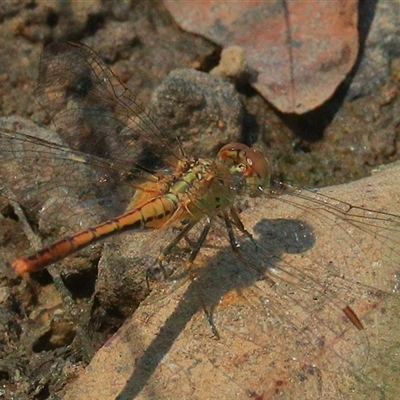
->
[217,143,270,197]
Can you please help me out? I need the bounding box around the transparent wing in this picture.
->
[34,41,181,163]
[0,41,184,234]
[0,118,143,234]
[178,181,400,397]
[111,177,400,398]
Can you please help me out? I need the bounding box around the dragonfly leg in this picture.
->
[146,220,199,290]
[182,221,220,338]
[157,220,199,277]
[202,304,220,340]
[186,220,211,266]
[223,213,240,251]
[229,208,257,249]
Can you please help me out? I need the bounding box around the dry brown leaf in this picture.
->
[164,0,359,114]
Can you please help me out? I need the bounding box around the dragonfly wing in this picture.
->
[0,117,137,235]
[0,41,183,238]
[34,41,181,167]
[194,169,400,397]
[62,159,400,400]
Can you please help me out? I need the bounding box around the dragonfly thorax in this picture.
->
[168,156,239,222]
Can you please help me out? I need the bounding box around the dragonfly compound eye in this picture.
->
[217,143,270,197]
[244,145,271,197]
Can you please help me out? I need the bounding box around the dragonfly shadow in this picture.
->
[116,218,315,399]
[253,217,315,255]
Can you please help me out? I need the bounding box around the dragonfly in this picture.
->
[1,42,399,398]
[3,42,270,277]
